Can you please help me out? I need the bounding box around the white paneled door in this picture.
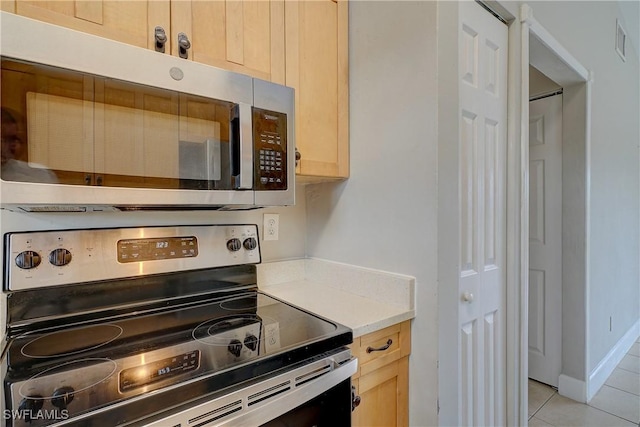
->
[458,1,508,425]
[528,94,563,387]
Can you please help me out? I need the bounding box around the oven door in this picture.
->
[139,350,357,427]
[259,379,353,427]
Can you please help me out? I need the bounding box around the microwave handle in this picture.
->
[233,103,253,190]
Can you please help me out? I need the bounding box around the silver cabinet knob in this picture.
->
[154,26,167,53]
[178,32,191,59]
[462,292,474,303]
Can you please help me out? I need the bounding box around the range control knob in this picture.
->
[15,251,41,269]
[243,237,257,251]
[244,334,259,351]
[226,238,242,252]
[228,339,243,357]
[49,248,72,267]
[18,395,44,422]
[51,386,74,410]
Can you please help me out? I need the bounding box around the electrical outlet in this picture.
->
[263,214,279,241]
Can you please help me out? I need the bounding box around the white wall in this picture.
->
[527,0,640,376]
[305,2,439,425]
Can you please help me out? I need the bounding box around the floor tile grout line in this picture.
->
[602,382,640,397]
[589,383,640,425]
[586,402,640,425]
[529,391,557,421]
[529,385,638,426]
[616,365,640,374]
[530,415,557,427]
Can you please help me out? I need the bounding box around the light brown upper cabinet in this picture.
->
[285,0,349,179]
[5,1,169,51]
[6,1,286,84]
[170,1,285,84]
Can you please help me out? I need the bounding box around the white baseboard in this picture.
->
[558,374,586,403]
[587,318,640,402]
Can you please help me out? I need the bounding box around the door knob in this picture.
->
[462,292,474,303]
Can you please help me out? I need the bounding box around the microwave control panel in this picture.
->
[253,108,287,191]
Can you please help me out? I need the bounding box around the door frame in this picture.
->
[508,2,592,420]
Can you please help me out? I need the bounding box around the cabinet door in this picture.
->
[285,0,348,179]
[10,1,169,50]
[352,357,409,427]
[170,1,285,84]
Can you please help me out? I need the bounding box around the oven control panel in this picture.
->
[4,225,260,291]
[117,236,199,263]
[120,350,200,392]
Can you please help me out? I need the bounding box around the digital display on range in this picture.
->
[117,236,198,263]
[120,350,200,392]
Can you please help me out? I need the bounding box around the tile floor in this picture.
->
[528,338,640,426]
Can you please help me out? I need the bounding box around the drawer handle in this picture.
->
[366,339,393,354]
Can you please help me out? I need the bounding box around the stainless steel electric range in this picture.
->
[1,225,357,426]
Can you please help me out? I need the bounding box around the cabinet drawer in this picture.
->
[351,320,410,378]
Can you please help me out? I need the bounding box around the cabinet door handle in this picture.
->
[366,339,393,354]
[351,385,361,411]
[154,26,167,53]
[295,148,301,167]
[178,32,191,59]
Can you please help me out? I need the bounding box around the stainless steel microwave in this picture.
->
[0,12,294,212]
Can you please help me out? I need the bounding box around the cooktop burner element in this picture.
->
[193,315,262,347]
[2,225,353,427]
[20,324,124,359]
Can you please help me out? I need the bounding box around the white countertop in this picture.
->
[258,258,415,337]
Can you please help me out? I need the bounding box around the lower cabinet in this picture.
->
[351,321,411,427]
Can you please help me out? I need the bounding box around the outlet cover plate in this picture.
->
[263,213,279,241]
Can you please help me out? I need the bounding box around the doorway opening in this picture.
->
[526,24,590,404]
